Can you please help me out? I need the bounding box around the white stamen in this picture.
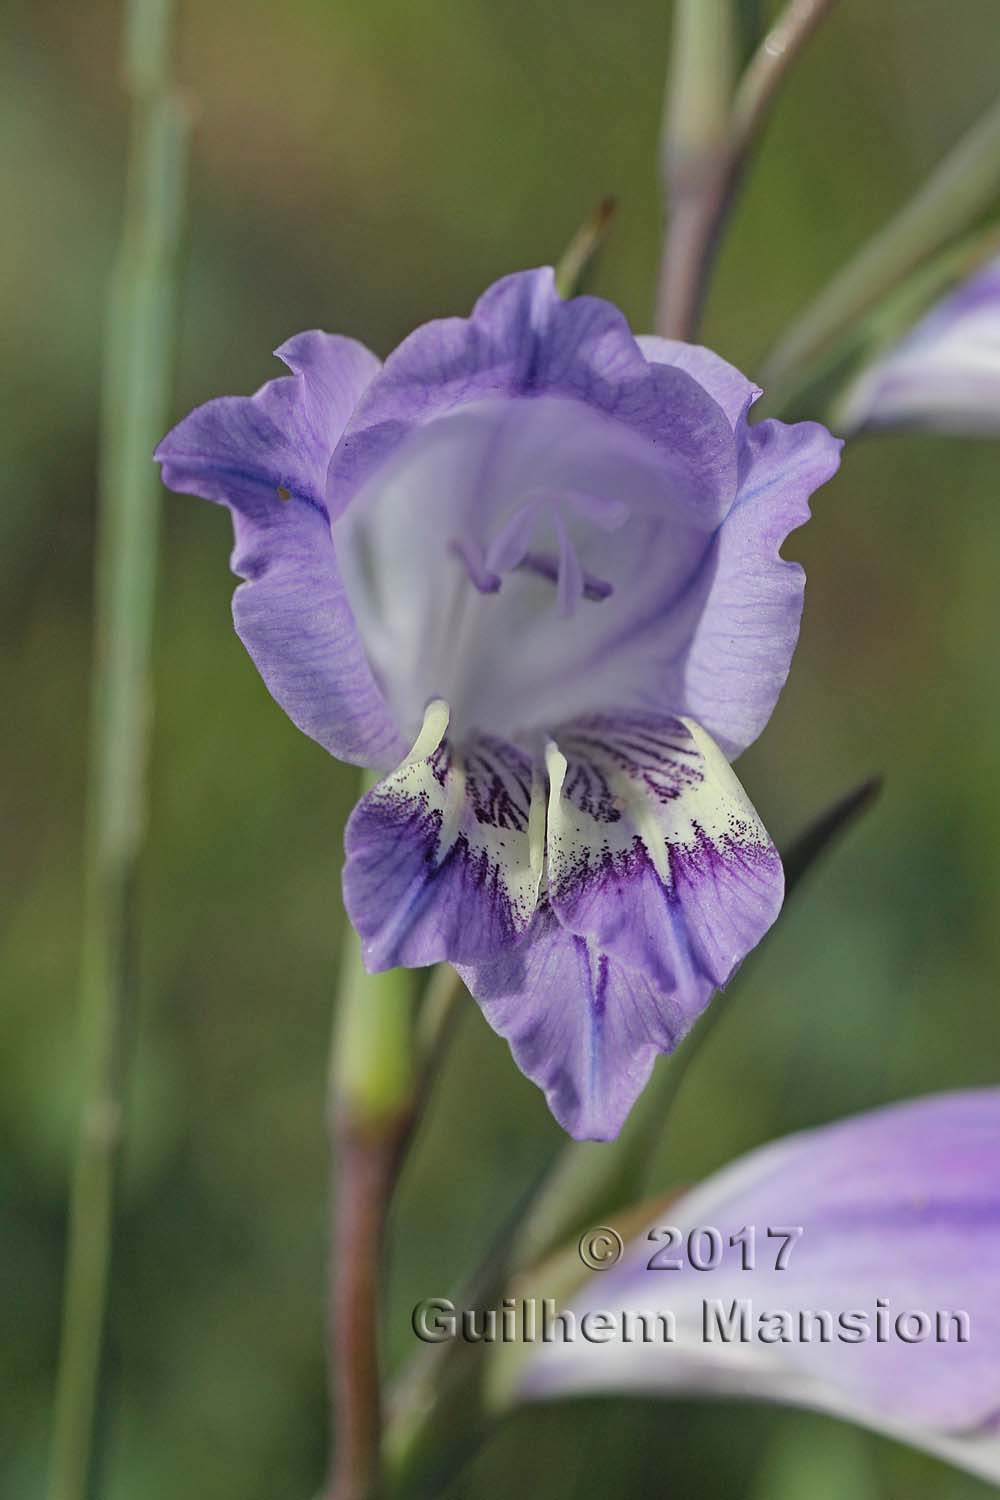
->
[404,698,450,766]
[528,760,548,882]
[544,738,570,867]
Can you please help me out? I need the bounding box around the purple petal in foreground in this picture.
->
[521,1090,1000,1483]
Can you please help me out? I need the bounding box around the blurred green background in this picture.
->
[4,0,1000,1495]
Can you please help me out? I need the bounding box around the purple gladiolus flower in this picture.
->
[520,1090,1000,1484]
[155,269,840,1139]
[840,255,1000,435]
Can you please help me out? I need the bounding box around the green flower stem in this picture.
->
[762,95,1000,396]
[414,961,464,1075]
[655,0,737,340]
[735,0,765,65]
[729,0,841,162]
[656,0,841,341]
[327,812,419,1500]
[47,5,189,1500]
[332,931,416,1135]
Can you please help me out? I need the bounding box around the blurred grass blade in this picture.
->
[554,195,617,299]
[782,775,882,896]
[47,4,190,1499]
[384,1160,555,1497]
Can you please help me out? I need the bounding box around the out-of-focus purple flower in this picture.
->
[155,270,840,1139]
[840,256,1000,435]
[521,1090,1000,1482]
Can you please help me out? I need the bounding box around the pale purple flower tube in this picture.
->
[840,256,1000,435]
[521,1090,1000,1483]
[156,269,841,1139]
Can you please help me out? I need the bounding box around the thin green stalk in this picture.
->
[414,963,464,1082]
[47,5,189,1499]
[332,928,416,1134]
[655,0,737,339]
[327,785,419,1500]
[655,0,841,341]
[729,0,842,163]
[736,0,765,66]
[763,95,1000,396]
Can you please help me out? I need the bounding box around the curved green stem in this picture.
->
[656,0,737,339]
[47,6,189,1499]
[729,0,841,162]
[656,0,841,340]
[327,921,416,1500]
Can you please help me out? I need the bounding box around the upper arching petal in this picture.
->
[636,336,761,432]
[328,269,738,520]
[155,334,406,768]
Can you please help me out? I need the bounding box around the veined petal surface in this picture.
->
[546,712,783,991]
[342,701,544,971]
[335,393,729,745]
[459,713,781,1140]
